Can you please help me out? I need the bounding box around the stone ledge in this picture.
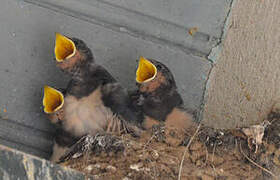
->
[0,145,91,180]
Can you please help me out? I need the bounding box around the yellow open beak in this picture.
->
[43,86,64,114]
[55,33,76,62]
[136,56,157,83]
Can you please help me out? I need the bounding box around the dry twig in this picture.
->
[143,134,156,150]
[211,142,217,163]
[239,142,276,178]
[178,124,201,180]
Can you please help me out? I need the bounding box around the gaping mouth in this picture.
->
[55,33,76,62]
[136,56,157,83]
[43,86,64,114]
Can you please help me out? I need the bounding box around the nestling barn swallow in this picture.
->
[43,85,80,162]
[132,56,196,131]
[43,85,65,124]
[48,33,143,162]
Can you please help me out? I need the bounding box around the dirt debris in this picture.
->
[60,111,280,180]
[242,120,270,153]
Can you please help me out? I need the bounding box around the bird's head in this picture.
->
[54,33,93,75]
[43,85,64,114]
[136,56,177,93]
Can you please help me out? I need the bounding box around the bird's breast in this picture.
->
[165,108,196,133]
[63,87,116,137]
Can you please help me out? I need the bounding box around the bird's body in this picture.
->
[48,34,142,162]
[132,57,196,131]
[61,63,140,137]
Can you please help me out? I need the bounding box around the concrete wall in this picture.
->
[0,0,232,158]
[203,0,280,129]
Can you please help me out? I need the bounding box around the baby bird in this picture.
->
[131,56,196,132]
[43,85,80,162]
[46,33,142,162]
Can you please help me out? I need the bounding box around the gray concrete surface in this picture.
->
[0,0,232,158]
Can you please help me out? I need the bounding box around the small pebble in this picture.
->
[106,165,117,172]
[85,164,101,172]
[85,165,94,172]
[130,162,143,171]
[122,177,131,180]
[151,150,159,160]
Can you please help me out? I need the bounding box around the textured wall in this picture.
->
[203,0,280,129]
[0,145,87,179]
[0,0,232,158]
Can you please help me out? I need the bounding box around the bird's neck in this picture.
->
[71,60,95,81]
[67,63,116,98]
